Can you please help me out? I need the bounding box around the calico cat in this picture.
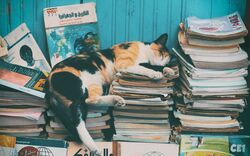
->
[45,33,175,156]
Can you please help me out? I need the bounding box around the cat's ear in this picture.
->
[153,33,168,45]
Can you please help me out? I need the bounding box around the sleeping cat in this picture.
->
[45,33,175,156]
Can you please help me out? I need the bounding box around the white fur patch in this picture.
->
[80,71,103,90]
[105,61,115,81]
[136,42,151,64]
[137,42,170,66]
[153,55,170,66]
[76,120,100,153]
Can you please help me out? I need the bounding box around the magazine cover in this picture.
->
[186,12,248,37]
[0,135,68,156]
[3,23,51,73]
[114,142,179,156]
[44,3,100,67]
[0,60,47,98]
[67,141,113,156]
[180,135,250,156]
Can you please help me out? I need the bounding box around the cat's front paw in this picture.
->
[113,95,126,107]
[163,67,175,77]
[148,71,163,80]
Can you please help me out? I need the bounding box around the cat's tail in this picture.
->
[44,73,101,155]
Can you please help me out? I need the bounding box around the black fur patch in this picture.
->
[55,53,106,74]
[119,43,131,49]
[144,42,151,45]
[49,100,82,143]
[99,48,115,62]
[51,72,87,101]
[159,45,169,54]
[139,63,165,72]
[70,102,88,124]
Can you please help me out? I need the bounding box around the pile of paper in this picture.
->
[173,12,249,133]
[0,91,47,137]
[46,106,113,141]
[110,67,179,143]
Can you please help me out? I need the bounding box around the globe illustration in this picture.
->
[37,147,54,156]
[143,151,166,156]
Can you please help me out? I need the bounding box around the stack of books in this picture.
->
[46,108,113,141]
[173,12,249,133]
[110,68,179,143]
[0,91,47,137]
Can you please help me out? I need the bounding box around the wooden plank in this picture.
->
[48,0,80,7]
[113,0,127,44]
[141,0,155,42]
[154,0,170,39]
[229,0,246,19]
[22,0,35,34]
[211,0,230,17]
[169,0,182,49]
[0,0,10,36]
[9,0,21,30]
[127,0,141,41]
[96,0,114,48]
[184,0,212,18]
[0,0,247,54]
[35,0,50,61]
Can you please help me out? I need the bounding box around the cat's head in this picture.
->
[147,33,170,66]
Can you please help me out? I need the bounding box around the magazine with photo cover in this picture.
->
[0,60,47,98]
[0,135,68,156]
[44,3,100,67]
[3,23,51,73]
[180,135,250,156]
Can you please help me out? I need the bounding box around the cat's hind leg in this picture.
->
[71,102,101,156]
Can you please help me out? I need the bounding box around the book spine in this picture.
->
[16,137,68,148]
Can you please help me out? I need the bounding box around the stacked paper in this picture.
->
[0,91,47,137]
[110,67,179,143]
[173,12,249,134]
[46,106,113,141]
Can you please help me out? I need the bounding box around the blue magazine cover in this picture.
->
[44,3,100,67]
[180,135,250,156]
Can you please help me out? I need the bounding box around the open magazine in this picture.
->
[44,3,100,67]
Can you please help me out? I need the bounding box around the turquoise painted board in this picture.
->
[0,0,247,62]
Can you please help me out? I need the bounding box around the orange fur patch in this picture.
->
[113,42,139,69]
[150,43,169,57]
[87,84,103,99]
[99,54,115,83]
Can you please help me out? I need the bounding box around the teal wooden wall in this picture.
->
[0,0,247,61]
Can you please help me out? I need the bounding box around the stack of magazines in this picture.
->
[46,106,113,141]
[110,68,179,143]
[0,91,47,137]
[172,12,249,133]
